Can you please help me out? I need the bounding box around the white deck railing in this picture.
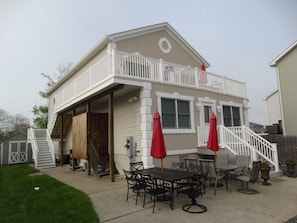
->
[27,128,39,167]
[53,50,247,112]
[27,128,55,167]
[228,126,279,171]
[197,125,279,171]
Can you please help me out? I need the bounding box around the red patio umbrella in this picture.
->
[151,110,167,172]
[207,112,219,168]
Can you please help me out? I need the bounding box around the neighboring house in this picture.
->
[264,89,281,126]
[270,40,297,136]
[249,122,266,134]
[264,89,282,134]
[0,132,33,165]
[28,22,279,175]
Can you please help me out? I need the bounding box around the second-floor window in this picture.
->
[161,98,190,129]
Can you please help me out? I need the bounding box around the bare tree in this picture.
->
[0,109,30,141]
[32,62,72,128]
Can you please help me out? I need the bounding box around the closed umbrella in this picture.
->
[199,64,207,84]
[151,110,167,172]
[207,112,219,168]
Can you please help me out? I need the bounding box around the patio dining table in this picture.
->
[136,167,202,210]
[216,163,239,190]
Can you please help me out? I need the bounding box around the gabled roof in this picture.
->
[0,132,27,144]
[263,88,278,101]
[107,22,210,67]
[270,40,297,67]
[48,22,210,94]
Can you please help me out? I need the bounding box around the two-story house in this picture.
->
[270,40,297,136]
[28,22,279,178]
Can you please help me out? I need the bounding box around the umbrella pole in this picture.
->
[161,158,164,173]
[214,151,217,173]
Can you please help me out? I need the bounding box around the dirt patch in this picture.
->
[28,172,43,176]
[269,177,287,182]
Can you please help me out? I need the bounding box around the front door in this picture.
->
[9,141,27,164]
[199,102,214,129]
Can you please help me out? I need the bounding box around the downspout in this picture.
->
[60,114,64,167]
[109,92,115,182]
[276,67,285,135]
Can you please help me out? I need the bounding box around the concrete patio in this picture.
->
[40,166,297,223]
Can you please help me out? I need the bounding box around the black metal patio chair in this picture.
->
[179,175,207,214]
[129,161,144,171]
[143,175,172,213]
[123,169,146,205]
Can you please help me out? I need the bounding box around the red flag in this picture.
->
[200,64,207,84]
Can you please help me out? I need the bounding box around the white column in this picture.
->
[139,83,154,168]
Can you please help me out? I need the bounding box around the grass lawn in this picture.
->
[0,164,99,223]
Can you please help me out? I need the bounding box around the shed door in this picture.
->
[9,141,28,164]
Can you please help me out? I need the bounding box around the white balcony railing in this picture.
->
[52,51,247,113]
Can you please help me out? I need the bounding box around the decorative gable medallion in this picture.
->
[158,37,172,54]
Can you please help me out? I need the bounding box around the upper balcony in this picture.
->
[53,50,247,111]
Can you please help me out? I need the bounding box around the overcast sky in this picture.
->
[1,0,297,125]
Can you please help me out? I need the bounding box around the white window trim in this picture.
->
[220,100,243,126]
[156,91,195,134]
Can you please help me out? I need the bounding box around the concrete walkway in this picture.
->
[41,166,297,223]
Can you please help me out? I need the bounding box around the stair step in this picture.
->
[37,164,56,169]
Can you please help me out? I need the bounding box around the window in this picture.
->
[204,105,212,123]
[161,98,190,129]
[223,105,241,127]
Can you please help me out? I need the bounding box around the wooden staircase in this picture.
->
[50,114,72,139]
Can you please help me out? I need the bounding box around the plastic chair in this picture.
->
[235,161,261,195]
[229,155,250,178]
[205,163,225,195]
[216,153,229,164]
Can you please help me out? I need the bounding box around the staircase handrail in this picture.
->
[197,125,256,158]
[198,125,280,172]
[219,125,257,160]
[229,125,279,172]
[48,113,57,135]
[27,127,39,167]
